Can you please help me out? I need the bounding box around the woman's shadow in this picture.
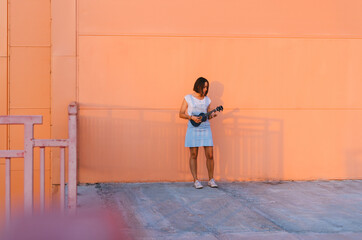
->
[208,81,284,181]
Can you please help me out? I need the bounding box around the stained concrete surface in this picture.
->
[77,180,362,239]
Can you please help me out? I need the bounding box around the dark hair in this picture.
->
[193,77,209,96]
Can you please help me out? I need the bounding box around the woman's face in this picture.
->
[203,82,209,96]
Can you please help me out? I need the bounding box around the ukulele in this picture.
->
[190,105,223,127]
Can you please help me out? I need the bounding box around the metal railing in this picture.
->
[0,102,78,226]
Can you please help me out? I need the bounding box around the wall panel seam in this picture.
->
[77,34,362,40]
[7,0,10,150]
[9,107,51,110]
[9,46,51,48]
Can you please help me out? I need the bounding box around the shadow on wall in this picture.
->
[345,150,362,179]
[213,111,284,181]
[209,81,284,181]
[77,82,284,182]
[78,107,190,182]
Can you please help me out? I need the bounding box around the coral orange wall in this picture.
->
[1,1,362,209]
[0,0,52,215]
[71,0,362,182]
[0,0,8,218]
[51,0,77,185]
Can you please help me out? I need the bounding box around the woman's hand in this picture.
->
[209,113,217,119]
[191,116,202,123]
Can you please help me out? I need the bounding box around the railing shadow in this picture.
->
[345,150,362,179]
[77,104,284,182]
[214,110,284,181]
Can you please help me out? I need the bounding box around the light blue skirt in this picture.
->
[185,121,213,147]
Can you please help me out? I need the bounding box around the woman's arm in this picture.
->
[208,105,217,120]
[179,99,201,123]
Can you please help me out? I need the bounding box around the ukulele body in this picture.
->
[189,105,223,127]
[190,113,208,127]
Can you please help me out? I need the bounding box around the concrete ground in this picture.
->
[77,180,362,240]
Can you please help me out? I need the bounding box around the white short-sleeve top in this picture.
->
[184,94,211,116]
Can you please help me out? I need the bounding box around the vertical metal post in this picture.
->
[68,102,78,213]
[40,147,45,213]
[60,147,65,213]
[24,123,34,216]
[5,157,11,228]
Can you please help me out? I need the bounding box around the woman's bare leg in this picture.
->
[204,146,214,180]
[189,147,199,181]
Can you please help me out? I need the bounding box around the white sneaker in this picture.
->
[194,180,203,189]
[208,179,218,188]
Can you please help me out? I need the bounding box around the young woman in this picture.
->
[179,77,218,189]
